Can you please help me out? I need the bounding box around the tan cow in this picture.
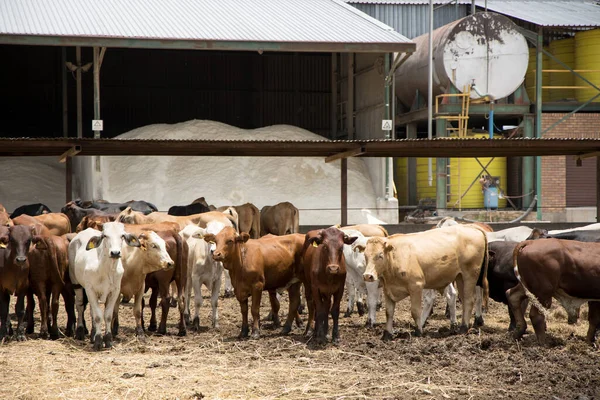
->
[0,211,12,227]
[260,201,299,236]
[340,224,388,238]
[119,207,236,231]
[362,224,488,339]
[219,203,260,239]
[12,213,70,236]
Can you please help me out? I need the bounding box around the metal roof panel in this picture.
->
[475,1,600,27]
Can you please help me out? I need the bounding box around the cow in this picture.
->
[508,239,600,345]
[548,223,600,235]
[260,202,299,236]
[0,211,13,227]
[179,223,225,330]
[0,225,36,341]
[435,217,494,233]
[527,228,600,243]
[486,226,533,243]
[302,227,356,344]
[61,201,118,232]
[68,222,140,350]
[26,234,76,339]
[78,199,158,215]
[111,230,174,340]
[341,230,382,327]
[0,204,5,212]
[9,203,52,219]
[363,225,488,339]
[168,202,211,216]
[203,226,304,339]
[218,203,260,239]
[76,213,115,232]
[119,208,237,231]
[340,224,389,238]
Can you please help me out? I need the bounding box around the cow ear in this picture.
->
[0,235,8,248]
[86,235,104,250]
[236,232,250,243]
[488,249,496,261]
[353,244,365,253]
[124,233,141,248]
[192,228,207,240]
[343,235,358,245]
[307,236,321,247]
[384,241,393,252]
[33,236,48,250]
[203,233,216,244]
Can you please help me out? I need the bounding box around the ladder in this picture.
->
[435,84,472,137]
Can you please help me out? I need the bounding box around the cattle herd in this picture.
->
[0,200,599,351]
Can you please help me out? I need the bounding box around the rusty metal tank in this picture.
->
[396,12,529,107]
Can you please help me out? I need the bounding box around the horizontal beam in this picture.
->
[59,145,82,163]
[0,34,416,54]
[396,104,530,125]
[324,147,365,163]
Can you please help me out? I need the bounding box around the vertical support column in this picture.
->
[384,53,392,199]
[535,28,544,220]
[407,123,418,205]
[436,120,447,210]
[331,53,337,139]
[522,115,535,211]
[92,47,106,200]
[76,47,82,139]
[597,157,600,222]
[62,47,72,202]
[341,158,348,226]
[346,53,354,140]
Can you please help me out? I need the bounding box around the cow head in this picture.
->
[117,207,142,225]
[305,227,356,275]
[8,225,36,266]
[137,232,174,272]
[526,228,549,240]
[203,226,249,263]
[363,237,393,282]
[86,221,140,258]
[344,232,369,274]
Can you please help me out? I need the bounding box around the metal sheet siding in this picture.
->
[474,1,600,27]
[350,3,467,38]
[0,0,411,44]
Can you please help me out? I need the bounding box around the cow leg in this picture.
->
[530,302,548,346]
[507,284,528,340]
[131,286,146,340]
[456,276,476,333]
[111,293,121,337]
[176,279,187,337]
[62,286,76,337]
[421,289,436,327]
[586,301,600,344]
[267,290,281,328]
[250,288,263,339]
[191,277,203,331]
[36,283,49,339]
[314,292,330,345]
[473,286,485,328]
[26,290,35,334]
[282,282,301,335]
[14,294,27,341]
[49,284,61,340]
[303,284,315,338]
[74,287,87,340]
[85,290,104,350]
[103,290,119,349]
[0,291,10,340]
[223,270,234,298]
[445,284,458,329]
[410,287,424,336]
[344,277,356,318]
[210,278,222,329]
[298,285,306,315]
[158,293,169,335]
[382,293,396,341]
[148,288,159,332]
[184,272,193,327]
[331,286,344,344]
[365,281,379,328]
[169,281,178,308]
[238,296,250,338]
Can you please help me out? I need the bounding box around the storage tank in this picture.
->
[395,133,507,209]
[549,38,575,101]
[525,47,550,102]
[395,12,529,107]
[575,29,600,103]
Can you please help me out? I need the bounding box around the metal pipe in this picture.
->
[536,27,543,221]
[384,53,391,199]
[428,0,434,186]
[488,102,494,139]
[341,158,348,226]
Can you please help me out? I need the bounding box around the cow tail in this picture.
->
[380,226,390,237]
[253,207,261,239]
[476,230,489,310]
[513,241,551,319]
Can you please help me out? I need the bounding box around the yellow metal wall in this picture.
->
[549,38,575,101]
[525,47,550,101]
[575,29,600,103]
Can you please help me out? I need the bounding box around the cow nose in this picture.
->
[213,251,223,260]
[15,256,27,264]
[326,264,340,274]
[363,273,375,282]
[110,250,121,258]
[166,261,174,269]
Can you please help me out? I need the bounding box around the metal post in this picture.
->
[407,123,418,205]
[488,102,494,139]
[347,53,354,140]
[76,47,82,138]
[341,158,348,226]
[62,47,71,201]
[436,120,447,210]
[331,53,337,139]
[535,28,543,220]
[384,53,392,199]
[427,0,434,187]
[522,115,535,211]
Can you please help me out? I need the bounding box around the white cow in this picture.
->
[68,222,141,350]
[342,230,381,327]
[486,226,533,242]
[180,222,225,329]
[549,222,600,235]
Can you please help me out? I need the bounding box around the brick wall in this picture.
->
[540,113,600,217]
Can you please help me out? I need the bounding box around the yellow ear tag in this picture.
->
[312,241,319,248]
[88,242,95,249]
[0,243,6,249]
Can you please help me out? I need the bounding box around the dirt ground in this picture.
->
[0,284,598,400]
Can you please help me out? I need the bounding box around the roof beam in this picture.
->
[0,35,416,54]
[59,145,81,163]
[324,147,365,163]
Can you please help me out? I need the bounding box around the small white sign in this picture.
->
[92,120,103,131]
[382,119,393,131]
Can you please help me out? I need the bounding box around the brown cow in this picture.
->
[0,225,36,340]
[302,227,356,344]
[508,239,600,345]
[76,213,116,232]
[260,201,299,236]
[32,213,71,235]
[218,203,260,239]
[26,234,75,339]
[204,226,304,339]
[124,223,189,336]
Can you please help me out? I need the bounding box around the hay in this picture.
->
[0,288,599,400]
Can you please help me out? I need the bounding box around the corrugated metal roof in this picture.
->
[345,1,473,4]
[0,0,414,52]
[475,1,600,27]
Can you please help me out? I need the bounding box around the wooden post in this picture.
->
[341,158,348,226]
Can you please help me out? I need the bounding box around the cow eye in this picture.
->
[151,244,157,249]
[226,240,233,245]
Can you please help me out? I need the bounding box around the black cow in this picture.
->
[61,201,116,232]
[168,202,211,216]
[9,203,51,219]
[487,241,524,331]
[73,199,158,215]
